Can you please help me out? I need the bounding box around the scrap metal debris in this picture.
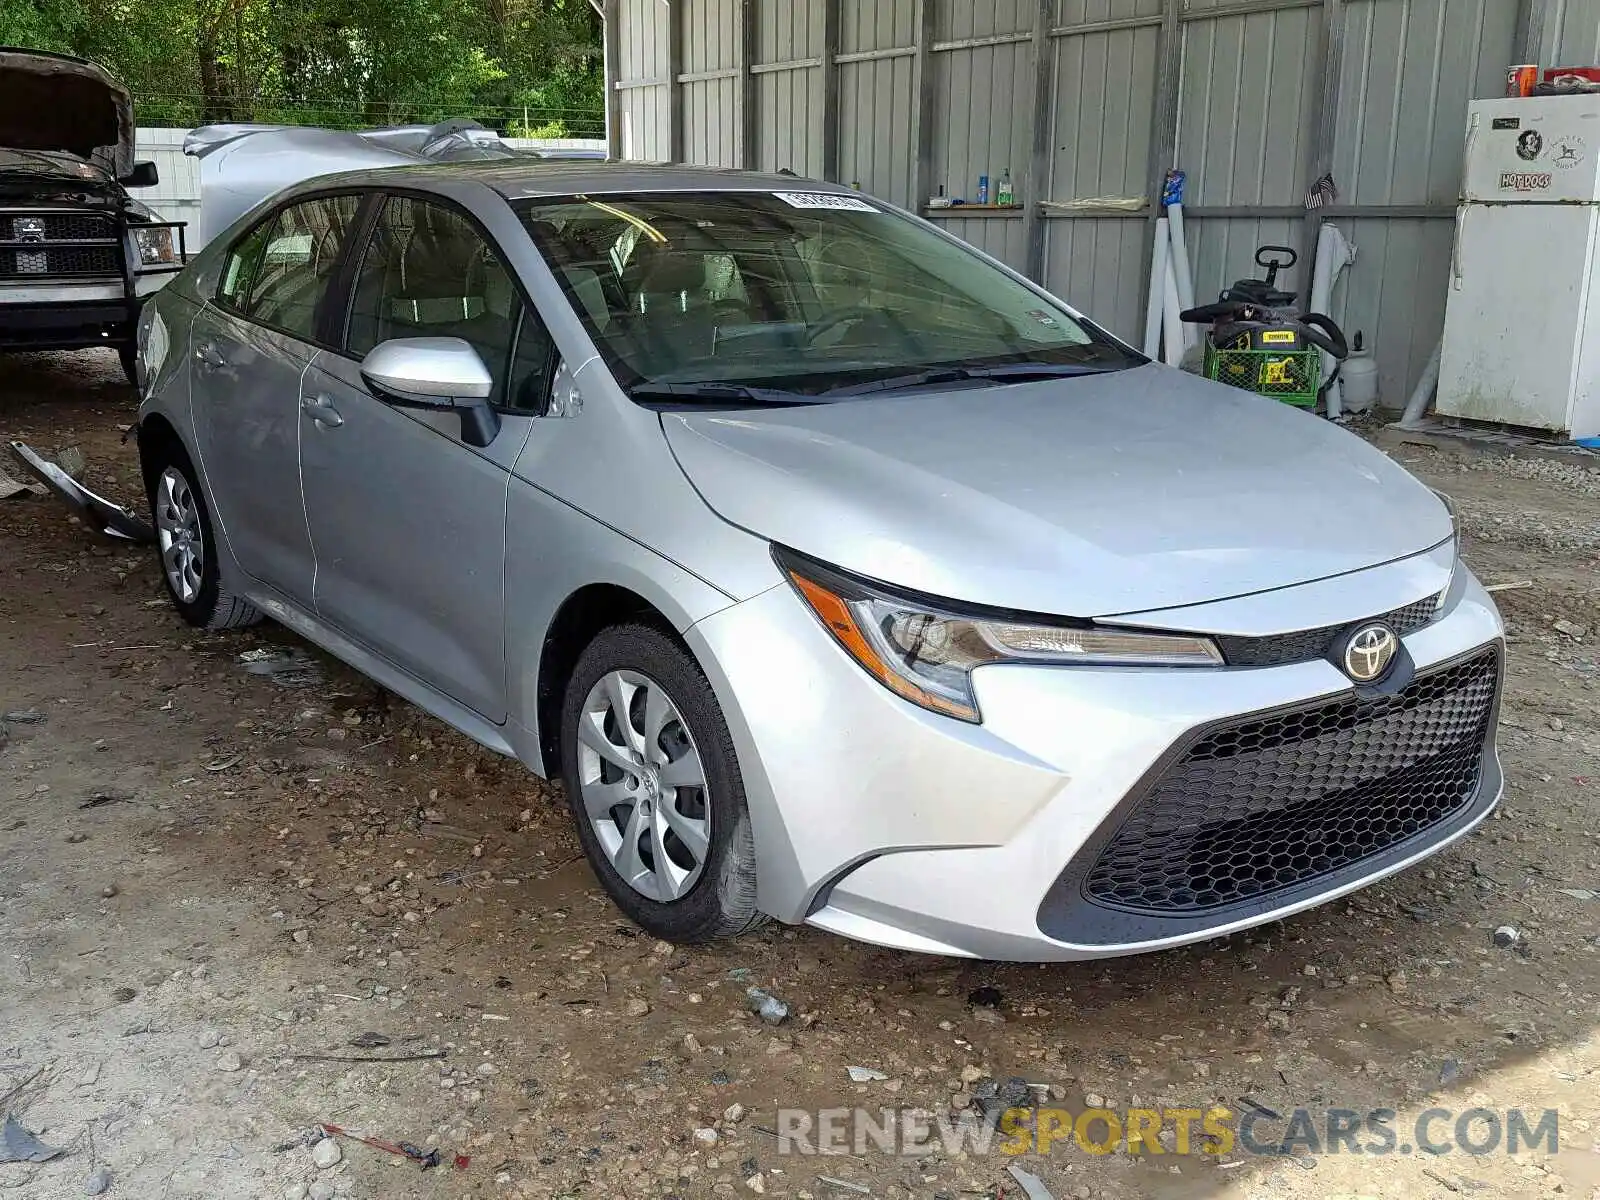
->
[0,1115,62,1164]
[846,1066,888,1083]
[1006,1164,1056,1200]
[7,441,153,543]
[80,790,132,810]
[816,1177,871,1196]
[279,1049,445,1065]
[745,986,790,1026]
[314,1122,467,1170]
[237,648,322,688]
[53,445,86,480]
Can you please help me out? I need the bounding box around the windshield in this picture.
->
[518,190,1141,400]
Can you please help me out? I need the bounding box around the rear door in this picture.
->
[190,193,363,604]
[298,193,557,721]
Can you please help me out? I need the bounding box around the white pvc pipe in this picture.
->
[1166,202,1198,350]
[1162,255,1185,367]
[1143,218,1170,359]
[1310,222,1357,419]
[1400,338,1443,428]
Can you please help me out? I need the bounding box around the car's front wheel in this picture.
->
[559,624,766,942]
[146,442,261,630]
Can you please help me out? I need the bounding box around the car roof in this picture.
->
[290,159,858,201]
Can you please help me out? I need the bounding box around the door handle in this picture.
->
[194,342,226,369]
[301,393,344,428]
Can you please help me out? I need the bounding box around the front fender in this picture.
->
[500,477,764,776]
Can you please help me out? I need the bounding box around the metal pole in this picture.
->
[740,0,759,169]
[821,0,842,182]
[603,0,622,159]
[1301,0,1343,296]
[1514,0,1549,65]
[1024,0,1054,282]
[1139,0,1182,304]
[912,0,937,211]
[667,0,685,163]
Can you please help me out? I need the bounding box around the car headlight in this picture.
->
[133,225,177,266]
[776,548,1223,724]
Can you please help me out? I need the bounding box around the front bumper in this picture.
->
[687,560,1504,961]
[0,282,138,350]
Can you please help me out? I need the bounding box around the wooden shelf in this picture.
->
[921,204,1025,218]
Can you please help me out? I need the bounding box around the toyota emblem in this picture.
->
[1342,623,1398,683]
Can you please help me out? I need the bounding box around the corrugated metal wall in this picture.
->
[616,0,671,160]
[682,0,741,166]
[1541,0,1600,60]
[613,0,1600,407]
[132,129,202,233]
[838,0,917,203]
[1330,0,1518,403]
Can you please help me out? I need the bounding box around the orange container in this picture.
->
[1508,64,1539,96]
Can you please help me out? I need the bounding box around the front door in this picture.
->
[191,193,362,605]
[299,195,558,722]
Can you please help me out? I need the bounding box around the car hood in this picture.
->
[661,365,1453,618]
[0,49,133,177]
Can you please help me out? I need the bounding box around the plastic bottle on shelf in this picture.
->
[997,169,1014,206]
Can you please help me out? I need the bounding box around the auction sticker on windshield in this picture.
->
[773,192,879,212]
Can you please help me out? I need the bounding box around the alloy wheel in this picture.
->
[154,466,203,604]
[576,669,711,902]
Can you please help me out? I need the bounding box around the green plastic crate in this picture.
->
[1204,343,1319,408]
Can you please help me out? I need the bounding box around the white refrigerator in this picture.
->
[1438,94,1600,439]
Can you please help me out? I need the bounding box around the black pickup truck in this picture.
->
[0,47,185,384]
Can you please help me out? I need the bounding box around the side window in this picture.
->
[241,195,361,341]
[345,197,519,405]
[218,220,270,310]
[505,307,557,414]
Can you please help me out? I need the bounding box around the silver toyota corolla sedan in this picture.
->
[133,162,1504,960]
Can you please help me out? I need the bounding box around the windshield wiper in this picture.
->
[820,362,1112,398]
[629,381,815,405]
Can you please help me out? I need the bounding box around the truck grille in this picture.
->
[0,210,121,279]
[1213,595,1441,668]
[1082,648,1499,914]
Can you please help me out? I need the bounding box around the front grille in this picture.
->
[30,212,117,241]
[1083,649,1499,914]
[0,210,121,279]
[0,245,120,277]
[1214,595,1441,668]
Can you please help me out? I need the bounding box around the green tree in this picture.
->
[0,0,602,131]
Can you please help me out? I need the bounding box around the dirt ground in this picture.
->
[3,348,1600,1200]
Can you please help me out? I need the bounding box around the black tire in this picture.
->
[146,440,263,631]
[560,623,767,943]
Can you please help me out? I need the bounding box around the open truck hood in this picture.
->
[663,365,1454,618]
[0,48,133,178]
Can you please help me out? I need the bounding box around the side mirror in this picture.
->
[121,161,159,188]
[360,337,501,447]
